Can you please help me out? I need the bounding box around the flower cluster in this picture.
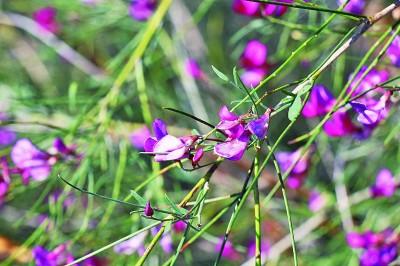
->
[233,0,293,17]
[302,67,392,139]
[347,229,399,266]
[239,40,269,88]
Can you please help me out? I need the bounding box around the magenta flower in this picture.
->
[129,0,157,21]
[173,220,187,233]
[232,0,261,17]
[347,232,367,249]
[0,113,16,147]
[144,201,154,216]
[351,102,384,127]
[308,190,326,212]
[240,40,268,69]
[114,231,147,255]
[323,111,359,137]
[241,68,268,88]
[185,58,205,80]
[33,7,59,33]
[347,67,389,99]
[276,149,310,189]
[387,36,400,67]
[248,111,271,139]
[262,0,293,17]
[32,244,74,266]
[130,126,151,151]
[214,134,249,161]
[11,139,53,183]
[215,238,240,260]
[370,168,396,198]
[337,0,365,15]
[216,106,245,140]
[152,135,189,162]
[51,138,77,157]
[302,85,335,118]
[191,148,204,167]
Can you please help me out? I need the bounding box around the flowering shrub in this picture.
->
[0,0,399,265]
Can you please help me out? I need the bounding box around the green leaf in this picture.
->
[164,194,187,215]
[288,94,302,121]
[130,190,147,206]
[211,65,229,82]
[295,79,314,96]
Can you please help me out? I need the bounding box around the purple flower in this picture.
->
[387,36,400,67]
[0,128,16,147]
[144,119,168,152]
[144,201,154,216]
[185,58,204,80]
[240,40,268,69]
[247,239,270,257]
[32,244,74,266]
[129,0,157,21]
[214,136,249,161]
[130,126,151,151]
[248,111,271,139]
[351,102,383,127]
[308,190,326,212]
[347,67,389,99]
[370,168,396,198]
[216,106,244,140]
[173,220,187,233]
[347,232,367,249]
[323,111,359,137]
[11,139,52,183]
[276,149,311,189]
[302,85,335,118]
[262,0,293,17]
[337,0,365,15]
[215,238,240,261]
[33,7,59,33]
[232,0,261,17]
[114,231,147,255]
[241,68,268,88]
[51,138,76,156]
[153,135,189,162]
[0,157,11,204]
[191,148,204,167]
[160,233,173,254]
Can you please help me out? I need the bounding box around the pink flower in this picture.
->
[370,169,396,198]
[241,68,268,88]
[240,40,268,69]
[232,0,261,17]
[248,111,271,139]
[308,190,326,212]
[276,149,311,189]
[32,244,74,266]
[262,0,293,17]
[387,36,400,67]
[185,58,205,80]
[153,135,189,162]
[130,126,151,151]
[33,7,59,33]
[323,111,359,137]
[214,135,249,161]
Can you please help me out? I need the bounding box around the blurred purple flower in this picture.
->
[308,190,326,212]
[323,111,359,138]
[185,58,204,80]
[241,68,268,88]
[215,238,240,260]
[32,244,74,266]
[247,239,270,257]
[232,0,261,16]
[370,168,396,198]
[33,7,59,33]
[129,0,157,21]
[130,126,151,151]
[337,0,365,15]
[387,36,400,67]
[114,231,147,255]
[276,149,310,189]
[173,220,187,233]
[347,232,367,249]
[302,85,335,118]
[11,139,53,183]
[248,111,271,139]
[262,0,293,17]
[0,129,16,147]
[160,233,173,254]
[240,40,268,69]
[51,138,77,156]
[144,118,168,152]
[347,67,389,99]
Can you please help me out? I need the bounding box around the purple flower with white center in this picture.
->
[32,244,74,266]
[240,40,268,69]
[185,58,205,80]
[302,85,335,118]
[370,168,396,198]
[232,0,261,17]
[387,35,400,67]
[241,68,268,88]
[248,111,271,139]
[114,231,147,255]
[130,126,151,151]
[215,238,240,260]
[323,111,359,137]
[129,0,157,21]
[351,102,383,127]
[11,139,53,183]
[144,118,168,152]
[33,7,59,33]
[262,0,293,17]
[152,135,189,162]
[337,0,365,15]
[247,239,270,257]
[144,201,154,216]
[276,149,311,189]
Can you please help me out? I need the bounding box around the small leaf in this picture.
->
[165,194,187,215]
[232,66,239,86]
[130,190,147,206]
[295,79,314,96]
[211,65,229,82]
[288,94,302,121]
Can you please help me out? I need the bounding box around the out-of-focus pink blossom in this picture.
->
[370,168,397,198]
[323,111,359,137]
[232,0,261,17]
[129,0,157,21]
[302,85,335,118]
[33,7,59,33]
[130,126,151,151]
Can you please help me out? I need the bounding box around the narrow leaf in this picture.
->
[211,65,229,82]
[288,94,302,121]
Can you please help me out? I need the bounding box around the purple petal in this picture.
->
[248,114,269,139]
[144,137,157,152]
[153,135,187,162]
[129,0,157,21]
[160,234,173,254]
[262,0,293,17]
[218,106,238,121]
[130,126,151,150]
[152,118,168,140]
[346,232,366,249]
[232,0,261,16]
[144,201,154,216]
[0,129,16,147]
[241,68,267,88]
[323,111,358,137]
[387,36,400,68]
[240,40,268,69]
[33,7,59,33]
[308,190,326,212]
[214,138,248,161]
[302,85,335,118]
[185,58,203,79]
[215,238,240,261]
[370,168,396,198]
[337,0,365,14]
[192,148,204,166]
[173,220,187,233]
